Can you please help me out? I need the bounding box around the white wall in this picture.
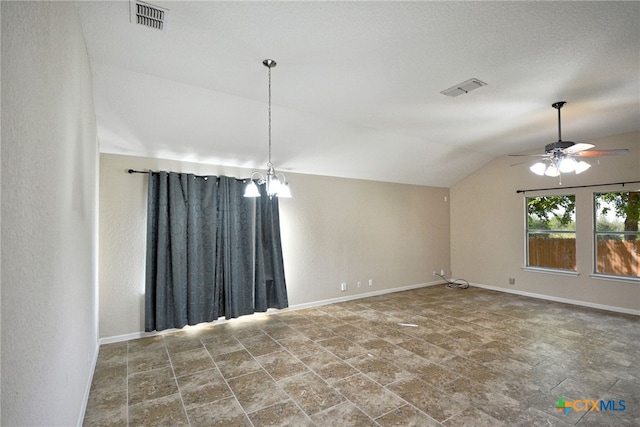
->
[451,131,640,313]
[1,2,98,425]
[99,154,450,339]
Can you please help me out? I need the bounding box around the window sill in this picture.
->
[522,266,579,277]
[589,274,640,284]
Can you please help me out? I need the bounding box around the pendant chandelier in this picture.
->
[244,59,291,199]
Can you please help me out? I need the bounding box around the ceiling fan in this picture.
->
[510,102,628,181]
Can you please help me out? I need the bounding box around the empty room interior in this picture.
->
[1,1,639,426]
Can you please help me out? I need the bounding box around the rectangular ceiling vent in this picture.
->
[130,1,168,31]
[441,78,487,97]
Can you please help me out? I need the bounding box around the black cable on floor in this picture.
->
[435,273,469,290]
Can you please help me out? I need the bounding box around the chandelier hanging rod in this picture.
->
[265,59,275,169]
[243,59,291,199]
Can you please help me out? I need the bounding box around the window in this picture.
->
[594,191,640,278]
[526,195,576,270]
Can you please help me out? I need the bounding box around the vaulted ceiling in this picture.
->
[76,1,639,187]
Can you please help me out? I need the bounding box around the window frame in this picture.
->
[524,194,577,274]
[592,191,640,282]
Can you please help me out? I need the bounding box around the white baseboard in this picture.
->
[99,281,443,345]
[99,280,637,345]
[470,282,640,316]
[285,281,442,311]
[78,340,100,426]
[100,327,193,345]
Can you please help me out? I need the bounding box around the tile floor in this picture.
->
[83,286,640,426]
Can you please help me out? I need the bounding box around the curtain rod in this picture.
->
[516,180,640,194]
[127,168,249,181]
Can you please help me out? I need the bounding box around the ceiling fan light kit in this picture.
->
[513,101,628,183]
[244,59,292,199]
[530,158,591,177]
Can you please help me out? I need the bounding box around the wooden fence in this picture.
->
[528,237,639,276]
[596,239,640,276]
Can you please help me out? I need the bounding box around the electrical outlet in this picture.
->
[433,271,437,276]
[368,279,373,287]
[357,281,361,288]
[341,282,347,292]
[440,269,446,276]
[509,277,516,285]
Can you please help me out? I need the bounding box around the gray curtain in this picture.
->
[255,184,289,312]
[145,172,288,332]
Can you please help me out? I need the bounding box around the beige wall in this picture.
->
[451,131,640,313]
[1,2,99,425]
[99,154,450,339]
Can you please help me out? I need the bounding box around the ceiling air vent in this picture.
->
[441,78,487,97]
[130,1,168,31]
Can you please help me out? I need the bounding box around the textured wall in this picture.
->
[451,131,640,312]
[1,2,98,425]
[99,154,450,339]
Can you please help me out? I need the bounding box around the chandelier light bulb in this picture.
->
[559,157,577,173]
[575,161,591,174]
[278,182,292,198]
[545,164,560,177]
[529,162,547,176]
[244,180,260,197]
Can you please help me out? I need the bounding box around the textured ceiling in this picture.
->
[76,1,640,187]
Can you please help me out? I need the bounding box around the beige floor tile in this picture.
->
[237,333,283,357]
[388,376,465,422]
[279,371,345,415]
[128,347,170,373]
[375,404,443,427]
[260,322,302,341]
[127,366,179,405]
[213,349,262,379]
[316,335,368,360]
[83,406,127,427]
[334,373,405,418]
[176,368,232,409]
[202,333,243,356]
[292,324,339,341]
[128,393,188,426]
[442,406,505,427]
[248,400,314,426]
[299,350,359,384]
[127,335,165,353]
[310,401,378,427]
[276,335,325,358]
[186,396,252,427]
[347,353,412,386]
[227,370,290,414]
[96,342,128,366]
[511,407,574,426]
[85,286,640,426]
[397,339,454,363]
[163,331,205,354]
[255,349,309,381]
[412,361,462,387]
[169,347,215,378]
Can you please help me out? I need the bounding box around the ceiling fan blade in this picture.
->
[563,143,594,154]
[574,149,629,157]
[510,159,539,167]
[508,153,548,157]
